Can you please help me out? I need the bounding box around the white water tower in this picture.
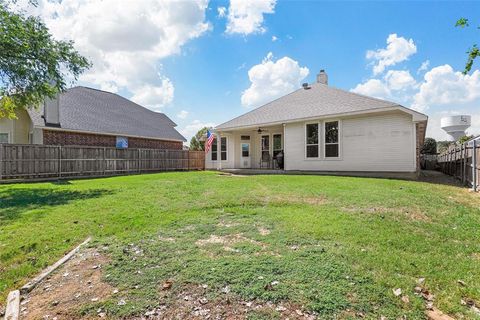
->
[441,115,471,141]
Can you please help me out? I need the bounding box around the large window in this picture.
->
[325,121,339,157]
[211,137,227,161]
[220,137,227,160]
[211,138,217,161]
[306,123,319,158]
[273,134,282,158]
[0,133,8,144]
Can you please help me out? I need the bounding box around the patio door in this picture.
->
[240,143,251,168]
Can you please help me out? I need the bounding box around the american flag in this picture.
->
[205,130,215,153]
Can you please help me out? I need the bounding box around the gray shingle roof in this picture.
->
[216,82,407,130]
[28,86,186,142]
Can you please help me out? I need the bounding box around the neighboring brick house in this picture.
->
[0,86,186,149]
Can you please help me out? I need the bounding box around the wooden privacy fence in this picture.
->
[0,144,205,182]
[437,138,479,191]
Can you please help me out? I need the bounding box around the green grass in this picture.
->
[0,171,479,319]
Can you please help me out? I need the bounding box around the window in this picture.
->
[241,143,249,157]
[306,123,319,158]
[240,135,250,140]
[211,137,227,161]
[261,135,270,159]
[325,121,339,157]
[211,138,217,161]
[0,133,8,144]
[221,137,227,161]
[273,134,282,158]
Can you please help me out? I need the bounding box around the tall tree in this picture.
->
[0,2,90,118]
[189,127,210,151]
[456,18,479,74]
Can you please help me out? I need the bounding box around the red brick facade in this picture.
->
[43,130,183,150]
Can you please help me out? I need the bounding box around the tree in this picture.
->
[421,137,437,154]
[189,127,210,151]
[437,141,453,154]
[0,2,90,118]
[458,135,474,144]
[456,18,479,74]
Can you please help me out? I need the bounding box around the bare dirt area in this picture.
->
[134,283,315,320]
[20,247,115,319]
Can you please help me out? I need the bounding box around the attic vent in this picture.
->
[302,83,310,90]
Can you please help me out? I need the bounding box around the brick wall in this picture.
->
[43,130,183,150]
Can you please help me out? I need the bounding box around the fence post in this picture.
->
[0,144,3,180]
[138,149,141,173]
[473,139,477,192]
[58,145,62,178]
[103,147,106,176]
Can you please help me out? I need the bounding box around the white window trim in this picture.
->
[0,132,10,144]
[304,122,321,159]
[220,136,228,161]
[211,136,228,162]
[323,119,342,160]
[304,120,343,161]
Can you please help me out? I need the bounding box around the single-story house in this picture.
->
[206,70,428,175]
[0,86,186,149]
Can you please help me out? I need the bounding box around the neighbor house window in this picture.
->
[221,137,227,161]
[273,134,282,158]
[211,138,217,161]
[324,121,339,158]
[306,123,319,158]
[0,133,8,144]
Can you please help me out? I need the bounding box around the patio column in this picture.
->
[217,131,222,171]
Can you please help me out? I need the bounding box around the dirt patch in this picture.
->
[133,284,315,319]
[21,248,114,319]
[342,206,431,222]
[263,194,328,206]
[257,227,271,236]
[196,234,266,250]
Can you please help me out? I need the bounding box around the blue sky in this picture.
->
[24,0,480,141]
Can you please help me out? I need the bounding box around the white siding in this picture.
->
[284,111,416,172]
[0,110,33,144]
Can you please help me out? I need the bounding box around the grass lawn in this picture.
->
[0,171,479,319]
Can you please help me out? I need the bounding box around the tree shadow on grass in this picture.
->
[0,188,114,224]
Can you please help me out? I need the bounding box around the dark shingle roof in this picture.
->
[28,86,186,142]
[216,82,416,130]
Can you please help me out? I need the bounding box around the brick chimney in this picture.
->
[316,69,328,85]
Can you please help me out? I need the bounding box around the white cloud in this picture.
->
[384,70,416,91]
[367,34,417,75]
[130,79,175,111]
[417,60,430,74]
[217,6,227,18]
[351,79,391,99]
[271,35,278,42]
[351,70,416,100]
[177,110,189,119]
[224,0,276,35]
[180,120,215,141]
[412,65,480,112]
[241,52,309,108]
[20,0,210,110]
